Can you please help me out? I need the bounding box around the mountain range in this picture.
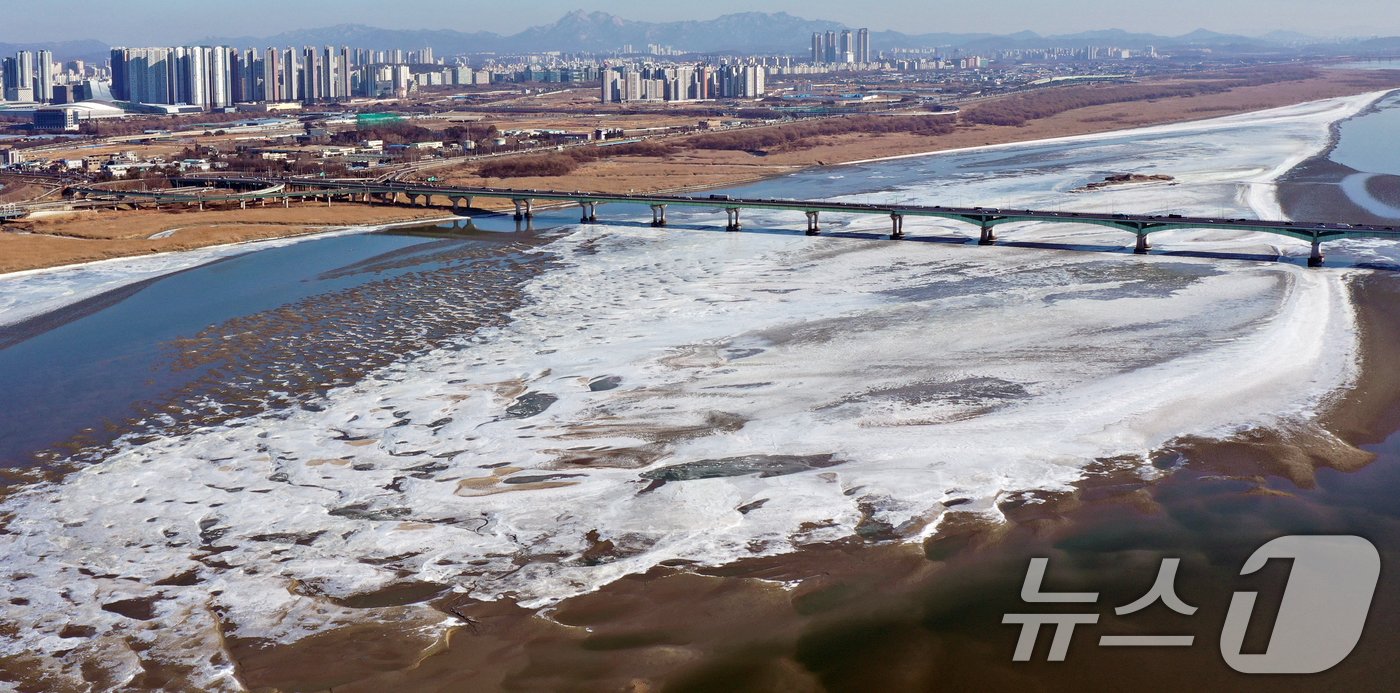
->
[9,11,1400,61]
[202,11,1351,55]
[198,11,1392,55]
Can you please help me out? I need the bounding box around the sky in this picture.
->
[3,0,1399,44]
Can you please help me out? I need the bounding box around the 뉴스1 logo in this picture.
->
[1003,535,1380,673]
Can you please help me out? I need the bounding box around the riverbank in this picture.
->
[0,205,459,273]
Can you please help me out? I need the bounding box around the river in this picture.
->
[1,91,1398,690]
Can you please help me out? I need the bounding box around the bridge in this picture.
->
[0,203,23,221]
[65,182,362,211]
[154,173,1400,266]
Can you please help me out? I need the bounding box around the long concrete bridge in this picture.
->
[158,173,1400,266]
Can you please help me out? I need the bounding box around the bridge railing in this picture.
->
[171,174,1400,265]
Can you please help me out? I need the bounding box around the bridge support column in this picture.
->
[890,213,904,240]
[1309,237,1325,267]
[513,199,533,220]
[580,201,597,223]
[805,210,820,235]
[725,207,741,231]
[240,200,247,210]
[650,204,668,227]
[978,223,996,245]
[1134,233,1150,254]
[283,196,290,208]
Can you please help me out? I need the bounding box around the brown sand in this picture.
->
[0,205,455,273]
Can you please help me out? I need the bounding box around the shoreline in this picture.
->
[0,214,462,328]
[1278,90,1400,228]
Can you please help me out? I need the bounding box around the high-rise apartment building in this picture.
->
[207,46,231,108]
[35,50,54,102]
[338,46,352,100]
[110,48,128,100]
[301,47,321,102]
[807,28,870,64]
[264,48,282,102]
[3,51,36,101]
[602,63,764,102]
[319,46,334,99]
[122,47,172,105]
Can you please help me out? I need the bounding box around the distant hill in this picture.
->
[206,11,846,54]
[208,24,504,55]
[22,12,1400,60]
[0,39,110,64]
[199,12,1367,56]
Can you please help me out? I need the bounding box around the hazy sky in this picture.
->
[4,0,1398,44]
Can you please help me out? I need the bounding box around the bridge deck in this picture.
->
[172,173,1400,245]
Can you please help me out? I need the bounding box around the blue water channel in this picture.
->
[0,218,539,467]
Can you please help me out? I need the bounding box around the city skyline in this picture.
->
[5,0,1400,45]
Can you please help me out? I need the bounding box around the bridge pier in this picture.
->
[1309,237,1325,267]
[805,210,821,235]
[650,204,668,227]
[513,199,533,220]
[889,213,905,239]
[725,207,741,231]
[978,223,996,245]
[1134,233,1151,254]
